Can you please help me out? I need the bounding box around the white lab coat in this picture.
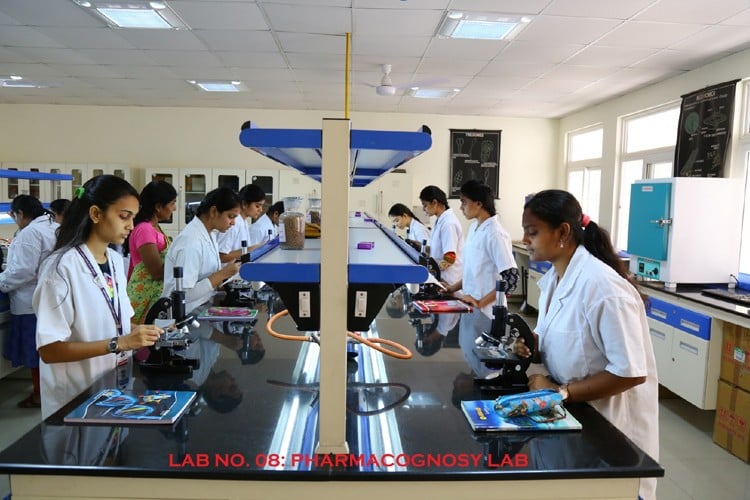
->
[429,208,463,286]
[407,218,430,248]
[248,213,275,246]
[535,245,659,500]
[33,245,134,419]
[215,217,251,255]
[462,216,516,318]
[163,217,221,314]
[0,215,59,314]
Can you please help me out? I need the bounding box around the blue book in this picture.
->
[460,400,582,432]
[64,389,197,425]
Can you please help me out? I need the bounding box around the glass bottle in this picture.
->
[306,197,321,226]
[279,196,305,250]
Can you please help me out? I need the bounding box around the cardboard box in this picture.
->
[720,323,750,393]
[713,380,750,462]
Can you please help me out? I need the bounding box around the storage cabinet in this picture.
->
[646,297,722,409]
[145,168,278,238]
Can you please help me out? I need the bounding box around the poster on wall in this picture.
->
[449,129,501,198]
[674,79,739,177]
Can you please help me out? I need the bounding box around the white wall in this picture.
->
[0,105,558,240]
[559,47,750,232]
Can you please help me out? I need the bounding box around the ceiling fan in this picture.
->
[367,64,444,97]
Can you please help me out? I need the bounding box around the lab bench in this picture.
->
[0,301,662,500]
[640,281,750,410]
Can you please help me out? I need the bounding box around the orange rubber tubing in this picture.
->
[266,309,412,360]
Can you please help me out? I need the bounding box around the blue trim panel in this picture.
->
[529,260,552,273]
[348,263,428,284]
[370,218,422,264]
[248,237,280,262]
[240,262,320,283]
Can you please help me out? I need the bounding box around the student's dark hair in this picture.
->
[134,181,177,226]
[238,184,265,204]
[10,194,50,221]
[419,185,449,208]
[196,187,240,218]
[49,198,71,217]
[460,180,496,216]
[267,200,284,215]
[523,189,640,294]
[388,203,422,223]
[55,175,139,252]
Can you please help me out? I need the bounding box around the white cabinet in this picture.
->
[145,168,279,238]
[646,297,722,409]
[67,163,132,199]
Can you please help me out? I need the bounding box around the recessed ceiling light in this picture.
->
[188,80,245,92]
[407,88,460,99]
[72,0,189,29]
[437,11,533,40]
[0,77,58,89]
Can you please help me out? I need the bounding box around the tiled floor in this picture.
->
[0,352,749,499]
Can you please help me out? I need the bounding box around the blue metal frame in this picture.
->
[238,122,431,188]
[0,169,74,181]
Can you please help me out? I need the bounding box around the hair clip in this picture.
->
[74,186,85,199]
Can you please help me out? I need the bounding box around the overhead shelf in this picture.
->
[0,170,73,181]
[238,122,431,187]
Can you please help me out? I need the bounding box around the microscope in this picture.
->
[411,240,451,301]
[473,280,535,396]
[139,266,200,378]
[221,240,257,308]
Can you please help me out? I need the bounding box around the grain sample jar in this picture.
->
[306,198,321,226]
[279,196,305,250]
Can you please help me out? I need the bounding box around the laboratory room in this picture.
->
[2,1,750,499]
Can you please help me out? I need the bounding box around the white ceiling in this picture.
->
[1,0,750,118]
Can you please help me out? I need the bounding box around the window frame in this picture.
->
[566,125,603,221]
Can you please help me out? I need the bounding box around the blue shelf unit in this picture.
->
[237,122,433,331]
[238,123,432,187]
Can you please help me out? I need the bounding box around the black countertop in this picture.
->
[0,295,663,482]
[639,281,750,319]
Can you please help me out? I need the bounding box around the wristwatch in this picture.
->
[107,337,120,354]
[558,384,570,402]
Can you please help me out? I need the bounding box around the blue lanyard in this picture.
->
[75,246,123,337]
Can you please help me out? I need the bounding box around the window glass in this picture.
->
[569,128,603,161]
[624,107,679,153]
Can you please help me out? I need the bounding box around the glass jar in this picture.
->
[279,196,305,250]
[306,198,321,226]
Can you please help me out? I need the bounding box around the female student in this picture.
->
[443,180,518,318]
[418,185,463,286]
[125,180,177,323]
[518,189,658,500]
[33,175,164,419]
[248,200,283,245]
[216,184,265,263]
[49,198,70,224]
[388,203,430,251]
[0,196,59,408]
[163,187,242,315]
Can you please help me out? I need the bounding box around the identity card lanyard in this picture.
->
[75,246,123,338]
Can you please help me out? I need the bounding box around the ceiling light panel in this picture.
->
[72,1,188,29]
[437,11,533,40]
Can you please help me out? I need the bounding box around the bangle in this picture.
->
[558,383,570,402]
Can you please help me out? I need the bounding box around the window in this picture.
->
[615,105,679,250]
[566,127,603,221]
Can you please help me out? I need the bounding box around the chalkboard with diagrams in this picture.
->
[449,129,501,198]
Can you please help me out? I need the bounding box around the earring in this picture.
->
[559,240,564,248]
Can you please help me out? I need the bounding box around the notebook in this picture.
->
[412,299,473,314]
[64,389,196,425]
[460,400,582,432]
